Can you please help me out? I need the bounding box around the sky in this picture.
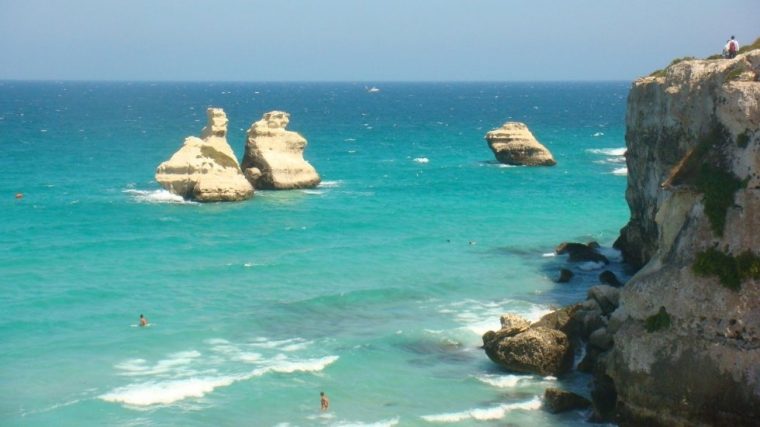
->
[0,0,758,81]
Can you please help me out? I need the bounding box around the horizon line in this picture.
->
[0,78,634,84]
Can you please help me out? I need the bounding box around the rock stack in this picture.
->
[485,122,556,166]
[155,108,253,202]
[241,111,321,189]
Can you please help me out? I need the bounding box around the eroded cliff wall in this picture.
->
[606,51,760,425]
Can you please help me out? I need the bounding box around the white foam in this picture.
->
[123,189,191,204]
[442,299,551,336]
[593,132,604,137]
[579,261,606,271]
[266,355,339,373]
[612,167,628,176]
[586,147,626,156]
[414,157,429,164]
[100,375,240,406]
[541,252,556,257]
[475,374,524,388]
[318,180,342,188]
[597,246,623,262]
[332,417,400,427]
[421,397,541,423]
[302,189,324,195]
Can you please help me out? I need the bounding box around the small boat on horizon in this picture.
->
[367,86,380,93]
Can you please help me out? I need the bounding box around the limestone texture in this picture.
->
[543,388,592,414]
[603,49,760,425]
[155,108,253,202]
[241,111,320,189]
[485,122,556,166]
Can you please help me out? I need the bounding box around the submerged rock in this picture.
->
[485,122,556,166]
[557,268,574,283]
[555,242,609,264]
[599,270,624,287]
[543,388,592,414]
[241,111,320,189]
[155,108,253,202]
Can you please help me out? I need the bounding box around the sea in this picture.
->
[0,81,631,426]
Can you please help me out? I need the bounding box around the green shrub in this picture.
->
[737,130,750,148]
[737,36,760,54]
[726,63,748,81]
[695,165,744,236]
[736,251,760,280]
[706,54,724,60]
[645,307,671,333]
[694,248,741,290]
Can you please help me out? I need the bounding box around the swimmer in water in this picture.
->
[139,314,148,327]
[320,391,329,411]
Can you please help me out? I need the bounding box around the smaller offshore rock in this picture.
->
[155,108,253,202]
[543,388,592,414]
[485,122,556,166]
[241,111,320,189]
[555,242,609,264]
[557,268,574,283]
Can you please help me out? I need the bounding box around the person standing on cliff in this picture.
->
[727,36,740,59]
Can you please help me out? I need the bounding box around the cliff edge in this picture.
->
[603,49,760,425]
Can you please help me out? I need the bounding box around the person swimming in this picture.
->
[320,391,329,411]
[139,314,148,327]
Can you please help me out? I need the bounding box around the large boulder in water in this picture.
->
[155,108,253,202]
[483,326,573,376]
[241,111,320,189]
[485,122,556,166]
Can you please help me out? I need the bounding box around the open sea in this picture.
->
[0,81,630,426]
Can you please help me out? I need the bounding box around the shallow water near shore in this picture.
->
[0,81,629,426]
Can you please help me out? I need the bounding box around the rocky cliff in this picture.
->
[155,108,253,202]
[603,50,760,425]
[241,111,320,189]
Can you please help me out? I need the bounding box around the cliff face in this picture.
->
[606,51,760,425]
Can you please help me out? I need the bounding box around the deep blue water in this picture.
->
[0,81,630,426]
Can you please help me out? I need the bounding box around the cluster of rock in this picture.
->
[155,108,320,202]
[482,251,622,417]
[485,122,556,166]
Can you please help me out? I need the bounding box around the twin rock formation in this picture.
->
[156,109,320,202]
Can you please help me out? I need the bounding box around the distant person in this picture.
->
[727,36,740,59]
[320,391,329,411]
[139,314,148,327]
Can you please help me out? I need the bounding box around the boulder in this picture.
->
[588,327,614,351]
[531,304,581,337]
[155,108,253,202]
[241,111,320,189]
[555,242,609,264]
[599,270,624,287]
[543,387,592,414]
[483,326,573,376]
[587,285,620,316]
[500,313,531,332]
[557,268,574,283]
[485,122,556,166]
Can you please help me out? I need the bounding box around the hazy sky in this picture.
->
[0,0,757,81]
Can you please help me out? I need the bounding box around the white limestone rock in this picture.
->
[241,111,320,189]
[155,108,253,202]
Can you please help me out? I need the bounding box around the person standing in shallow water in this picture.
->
[139,314,148,327]
[320,391,329,411]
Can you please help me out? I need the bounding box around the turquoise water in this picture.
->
[1,82,630,426]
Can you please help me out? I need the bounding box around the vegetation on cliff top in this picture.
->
[693,248,760,291]
[738,36,760,54]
